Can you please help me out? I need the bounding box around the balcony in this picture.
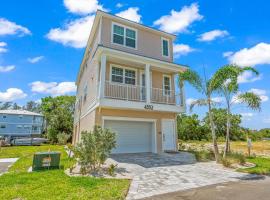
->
[104,81,182,106]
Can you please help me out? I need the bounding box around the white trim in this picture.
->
[111,22,138,50]
[162,74,172,96]
[161,119,176,152]
[100,98,184,113]
[97,46,186,72]
[161,37,170,58]
[102,116,157,153]
[109,63,137,85]
[99,54,106,99]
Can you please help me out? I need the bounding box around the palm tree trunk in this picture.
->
[223,101,231,158]
[208,98,219,162]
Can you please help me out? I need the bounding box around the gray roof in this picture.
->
[0,110,43,116]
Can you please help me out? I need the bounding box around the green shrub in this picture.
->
[107,164,118,176]
[57,132,71,145]
[74,126,116,173]
[221,158,232,167]
[192,150,215,162]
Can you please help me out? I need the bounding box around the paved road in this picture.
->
[143,176,270,200]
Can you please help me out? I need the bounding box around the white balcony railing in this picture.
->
[151,88,177,105]
[104,81,182,106]
[105,81,146,102]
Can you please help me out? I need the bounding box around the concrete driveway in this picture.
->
[0,158,18,176]
[109,153,257,200]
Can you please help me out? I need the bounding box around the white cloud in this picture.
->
[186,98,196,106]
[173,44,195,58]
[0,18,31,36]
[27,56,44,64]
[0,88,27,101]
[223,51,233,58]
[237,71,262,84]
[153,3,203,34]
[116,7,142,23]
[198,29,229,42]
[116,3,124,8]
[30,81,77,96]
[227,43,270,66]
[46,15,95,48]
[249,88,268,102]
[0,65,15,73]
[240,112,254,121]
[0,42,7,53]
[263,117,270,124]
[63,0,105,15]
[211,97,224,103]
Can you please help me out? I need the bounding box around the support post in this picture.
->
[145,64,151,104]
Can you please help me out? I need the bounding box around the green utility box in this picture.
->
[32,152,61,171]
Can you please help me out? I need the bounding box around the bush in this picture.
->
[74,126,116,173]
[57,132,71,145]
[221,158,232,167]
[191,150,215,162]
[226,152,246,165]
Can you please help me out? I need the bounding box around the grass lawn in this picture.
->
[0,145,130,200]
[238,157,270,175]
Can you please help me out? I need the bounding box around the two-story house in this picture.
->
[0,110,44,137]
[73,10,187,154]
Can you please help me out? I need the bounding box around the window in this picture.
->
[162,38,169,57]
[112,23,137,48]
[113,24,124,45]
[17,125,23,129]
[163,75,171,96]
[19,115,23,119]
[125,28,136,48]
[111,66,136,85]
[125,69,136,85]
[0,124,6,129]
[111,67,124,83]
[3,115,6,119]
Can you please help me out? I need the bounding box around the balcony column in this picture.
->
[99,54,106,99]
[145,63,151,104]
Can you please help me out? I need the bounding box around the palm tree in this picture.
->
[179,68,228,162]
[213,65,262,158]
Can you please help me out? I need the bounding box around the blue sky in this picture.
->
[0,0,270,129]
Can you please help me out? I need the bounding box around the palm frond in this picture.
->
[236,92,261,111]
[179,69,204,93]
[189,99,208,112]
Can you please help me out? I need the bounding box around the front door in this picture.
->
[162,119,176,151]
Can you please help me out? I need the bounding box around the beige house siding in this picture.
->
[101,17,173,63]
[95,108,177,153]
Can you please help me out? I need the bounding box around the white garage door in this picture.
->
[104,120,154,153]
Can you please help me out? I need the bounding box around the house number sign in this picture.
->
[144,105,153,110]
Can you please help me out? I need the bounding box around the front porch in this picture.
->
[96,47,186,110]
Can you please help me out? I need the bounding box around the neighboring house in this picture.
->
[73,10,186,154]
[0,110,44,137]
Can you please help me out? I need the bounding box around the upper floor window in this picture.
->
[161,38,170,57]
[163,75,171,96]
[111,66,136,85]
[112,23,137,49]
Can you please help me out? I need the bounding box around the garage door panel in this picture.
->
[104,120,153,153]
